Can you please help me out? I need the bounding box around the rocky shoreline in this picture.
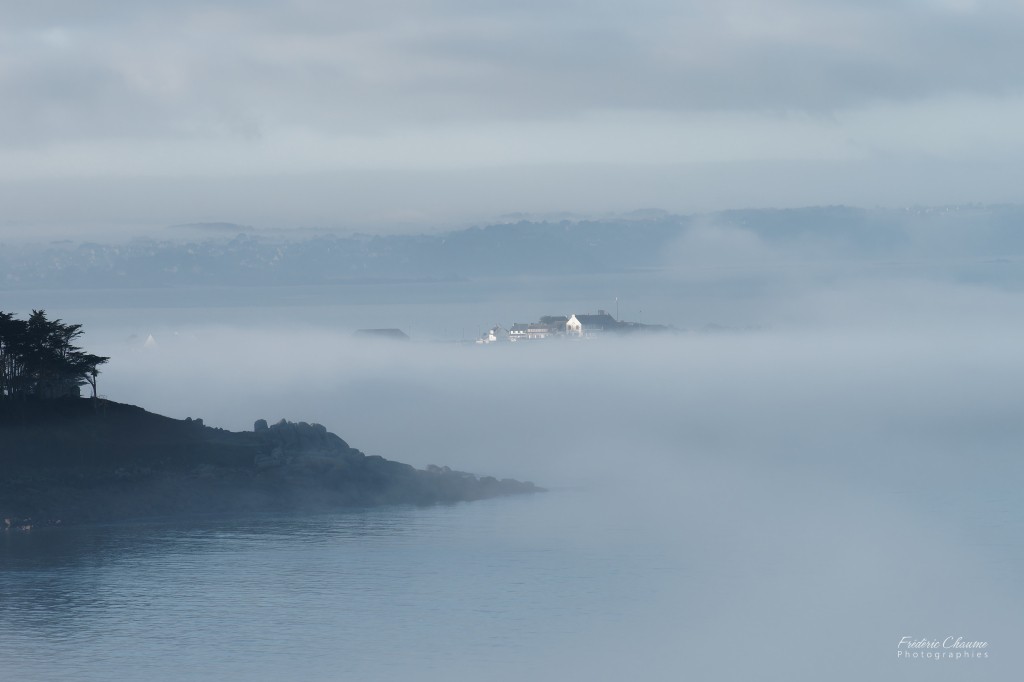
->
[0,399,541,528]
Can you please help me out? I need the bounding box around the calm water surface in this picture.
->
[1,491,690,682]
[3,479,1022,681]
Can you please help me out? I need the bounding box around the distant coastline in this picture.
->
[5,205,1022,291]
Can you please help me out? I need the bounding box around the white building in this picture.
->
[476,325,510,344]
[566,310,620,337]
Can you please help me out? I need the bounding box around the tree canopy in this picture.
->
[0,310,109,400]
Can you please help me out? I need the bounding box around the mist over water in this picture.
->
[4,263,1023,680]
[5,0,1024,673]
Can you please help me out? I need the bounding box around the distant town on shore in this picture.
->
[476,310,671,344]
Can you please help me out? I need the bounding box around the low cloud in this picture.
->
[18,262,1024,679]
[2,1,1024,230]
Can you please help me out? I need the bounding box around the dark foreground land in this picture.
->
[0,399,541,528]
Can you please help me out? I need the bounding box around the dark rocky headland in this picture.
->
[0,399,541,529]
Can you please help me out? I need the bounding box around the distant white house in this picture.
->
[566,310,620,337]
[477,325,510,344]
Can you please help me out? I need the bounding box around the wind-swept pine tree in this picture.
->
[0,310,109,400]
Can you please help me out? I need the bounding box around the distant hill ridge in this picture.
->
[2,204,1023,288]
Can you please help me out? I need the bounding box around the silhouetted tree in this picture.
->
[0,310,109,400]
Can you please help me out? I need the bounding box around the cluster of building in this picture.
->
[477,310,668,344]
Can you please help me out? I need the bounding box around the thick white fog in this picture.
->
[2,218,1021,680]
[11,268,998,679]
[5,0,1023,676]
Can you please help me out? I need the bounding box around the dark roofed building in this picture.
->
[509,319,562,341]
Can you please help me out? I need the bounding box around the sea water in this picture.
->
[0,490,685,682]
[2,479,1022,682]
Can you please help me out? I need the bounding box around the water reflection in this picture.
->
[0,507,459,637]
[2,475,1023,681]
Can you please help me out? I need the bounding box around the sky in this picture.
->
[2,0,1024,235]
